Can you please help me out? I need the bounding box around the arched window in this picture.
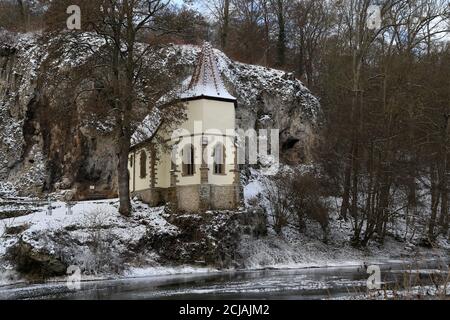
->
[182,144,195,176]
[129,155,133,168]
[213,143,225,174]
[140,150,147,178]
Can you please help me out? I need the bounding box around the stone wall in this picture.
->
[133,188,162,207]
[133,184,240,212]
[210,185,240,210]
[176,185,201,212]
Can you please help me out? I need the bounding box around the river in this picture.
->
[0,260,448,300]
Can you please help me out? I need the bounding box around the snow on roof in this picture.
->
[181,42,236,101]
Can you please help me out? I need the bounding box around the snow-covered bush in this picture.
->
[79,209,125,275]
[263,169,330,241]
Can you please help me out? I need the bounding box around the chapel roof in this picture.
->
[181,42,236,102]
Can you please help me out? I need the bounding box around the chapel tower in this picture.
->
[128,42,240,212]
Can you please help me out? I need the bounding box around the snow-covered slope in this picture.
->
[0,197,244,282]
[1,196,447,285]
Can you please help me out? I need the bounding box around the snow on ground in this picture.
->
[124,266,219,279]
[243,168,264,206]
[0,199,175,255]
[238,166,450,270]
[0,196,242,286]
[0,197,184,285]
[237,195,449,270]
[334,284,450,300]
[1,167,449,287]
[237,227,448,271]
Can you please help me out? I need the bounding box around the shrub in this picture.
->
[80,209,125,275]
[264,169,330,241]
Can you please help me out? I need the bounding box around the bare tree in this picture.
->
[43,0,184,216]
[269,0,287,67]
[263,169,329,240]
[199,0,233,49]
[289,0,334,87]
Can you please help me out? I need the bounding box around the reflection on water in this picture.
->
[0,260,448,300]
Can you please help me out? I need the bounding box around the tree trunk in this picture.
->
[117,129,132,217]
[375,177,390,243]
[296,30,305,79]
[262,0,270,66]
[439,182,448,235]
[16,0,26,30]
[428,163,440,241]
[221,0,230,51]
[350,143,360,244]
[438,115,449,235]
[275,0,286,67]
[340,159,351,221]
[405,174,417,239]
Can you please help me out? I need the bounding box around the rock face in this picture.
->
[5,241,68,279]
[0,33,321,197]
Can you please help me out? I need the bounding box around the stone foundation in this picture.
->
[210,185,240,210]
[133,187,163,206]
[133,184,240,212]
[176,185,201,212]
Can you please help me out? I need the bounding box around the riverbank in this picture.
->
[1,197,449,289]
[0,259,448,300]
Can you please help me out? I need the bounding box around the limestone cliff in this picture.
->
[0,32,321,197]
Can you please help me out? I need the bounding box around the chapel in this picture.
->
[128,42,240,212]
